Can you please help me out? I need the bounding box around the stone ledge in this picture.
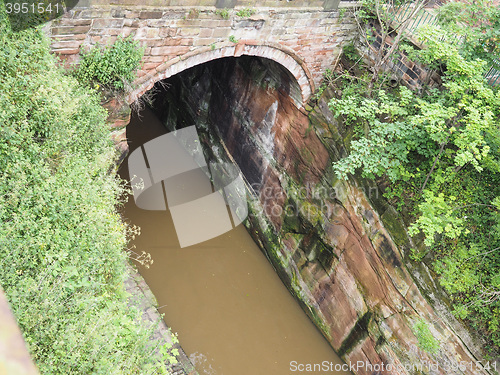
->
[125,263,199,375]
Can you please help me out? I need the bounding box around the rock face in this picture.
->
[141,56,493,374]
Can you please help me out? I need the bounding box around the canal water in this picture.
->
[119,107,350,375]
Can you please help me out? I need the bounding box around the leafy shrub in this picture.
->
[0,8,174,374]
[235,7,255,18]
[342,42,361,63]
[216,8,230,19]
[73,35,144,90]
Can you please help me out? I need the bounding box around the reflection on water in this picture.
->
[189,352,218,375]
[119,108,350,375]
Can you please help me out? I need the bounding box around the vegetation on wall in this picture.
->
[235,7,255,18]
[0,4,175,374]
[330,0,500,352]
[215,8,230,19]
[73,35,144,91]
[412,319,440,354]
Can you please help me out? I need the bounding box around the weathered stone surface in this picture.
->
[139,11,163,19]
[102,95,131,160]
[0,289,40,375]
[303,263,361,350]
[345,337,385,375]
[47,5,359,104]
[52,48,80,55]
[102,96,131,130]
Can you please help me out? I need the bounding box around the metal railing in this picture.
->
[393,4,439,34]
[485,59,500,86]
[390,4,499,87]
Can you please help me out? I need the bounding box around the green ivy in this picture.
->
[409,191,467,246]
[342,42,361,63]
[215,8,230,19]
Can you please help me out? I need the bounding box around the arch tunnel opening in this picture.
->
[127,55,305,190]
[126,55,327,207]
[119,55,349,375]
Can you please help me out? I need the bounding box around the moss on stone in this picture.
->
[317,240,338,273]
[381,206,410,248]
[299,201,322,227]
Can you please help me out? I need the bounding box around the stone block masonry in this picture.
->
[47,3,359,104]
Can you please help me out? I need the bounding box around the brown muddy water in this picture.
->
[118,107,350,375]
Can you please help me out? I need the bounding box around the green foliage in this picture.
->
[0,11,176,374]
[338,8,347,22]
[323,68,335,83]
[332,29,500,179]
[229,34,238,43]
[331,3,500,350]
[216,8,230,19]
[437,0,500,65]
[413,319,440,354]
[355,0,379,22]
[73,35,144,91]
[409,247,426,262]
[235,7,255,18]
[408,191,466,246]
[159,335,180,366]
[342,42,361,63]
[330,85,431,181]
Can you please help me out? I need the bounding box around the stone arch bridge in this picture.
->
[48,0,358,105]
